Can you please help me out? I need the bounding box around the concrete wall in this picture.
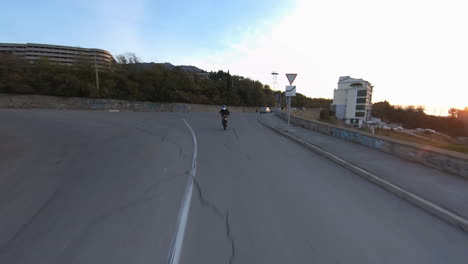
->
[276,112,468,178]
[335,104,346,120]
[333,89,346,104]
[0,94,258,113]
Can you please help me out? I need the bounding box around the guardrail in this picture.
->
[275,112,468,178]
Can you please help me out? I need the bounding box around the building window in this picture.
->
[356,105,366,110]
[357,90,367,97]
[355,112,365,117]
[356,98,366,104]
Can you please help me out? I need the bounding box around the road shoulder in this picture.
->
[258,114,468,232]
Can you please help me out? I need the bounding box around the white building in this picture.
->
[333,76,373,127]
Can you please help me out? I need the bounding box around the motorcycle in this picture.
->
[222,115,229,130]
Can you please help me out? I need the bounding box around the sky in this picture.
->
[2,0,467,115]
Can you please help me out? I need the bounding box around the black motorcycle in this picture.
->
[222,115,229,130]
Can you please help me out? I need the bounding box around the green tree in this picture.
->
[0,54,32,93]
[0,52,324,110]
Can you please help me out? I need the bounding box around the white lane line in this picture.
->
[168,119,198,264]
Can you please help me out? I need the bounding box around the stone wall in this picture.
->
[276,112,468,178]
[0,94,258,112]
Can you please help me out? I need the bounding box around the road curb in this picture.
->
[257,116,468,233]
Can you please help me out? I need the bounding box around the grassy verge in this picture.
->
[375,129,468,154]
[291,110,320,121]
[439,144,468,154]
[289,112,468,155]
[319,117,342,126]
[291,111,343,126]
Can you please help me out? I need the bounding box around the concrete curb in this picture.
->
[257,116,468,233]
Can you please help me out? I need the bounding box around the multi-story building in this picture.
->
[333,76,373,127]
[0,43,114,67]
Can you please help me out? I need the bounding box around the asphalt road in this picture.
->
[1,110,468,264]
[0,110,192,264]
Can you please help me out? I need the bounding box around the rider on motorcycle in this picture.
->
[220,105,230,129]
[219,105,230,117]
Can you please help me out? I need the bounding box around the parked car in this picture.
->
[259,107,271,113]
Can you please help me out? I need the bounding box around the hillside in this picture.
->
[0,53,329,108]
[141,63,205,73]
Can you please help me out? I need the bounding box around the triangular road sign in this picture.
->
[286,73,297,85]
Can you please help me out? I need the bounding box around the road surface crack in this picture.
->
[192,179,237,263]
[226,210,236,264]
[159,133,185,160]
[193,178,224,218]
[0,186,62,252]
[144,171,185,195]
[232,128,239,141]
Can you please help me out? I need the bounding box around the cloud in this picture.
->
[191,0,468,113]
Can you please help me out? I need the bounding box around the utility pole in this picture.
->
[94,51,100,96]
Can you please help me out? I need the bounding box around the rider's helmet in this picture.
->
[221,105,227,110]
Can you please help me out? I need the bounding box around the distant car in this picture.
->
[259,107,271,113]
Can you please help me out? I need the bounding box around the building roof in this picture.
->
[337,76,372,89]
[338,76,367,83]
[0,43,111,54]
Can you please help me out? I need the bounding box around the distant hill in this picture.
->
[140,62,206,73]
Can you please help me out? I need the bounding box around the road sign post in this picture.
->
[288,95,291,126]
[285,74,298,126]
